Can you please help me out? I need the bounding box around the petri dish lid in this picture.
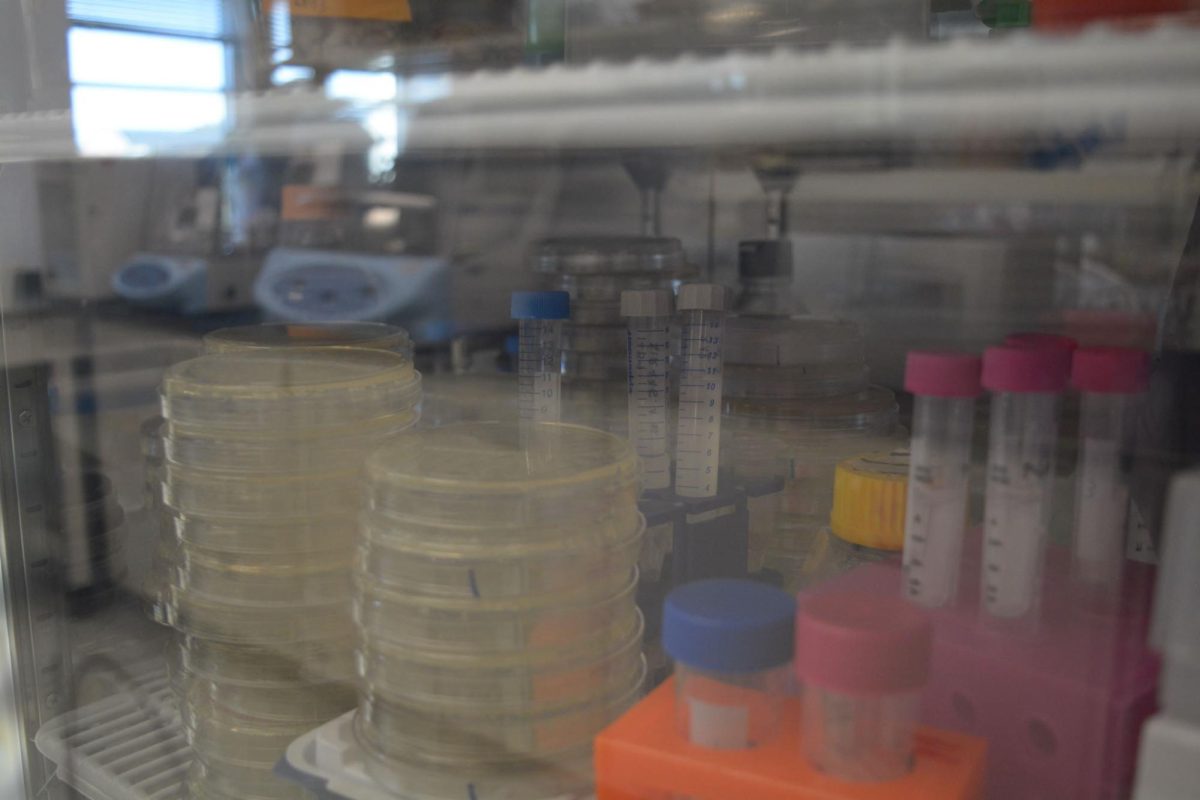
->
[725,385,898,431]
[162,349,421,431]
[367,422,637,498]
[534,236,692,277]
[204,322,412,360]
[724,316,864,367]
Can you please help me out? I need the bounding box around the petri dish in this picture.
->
[534,236,691,277]
[178,635,356,686]
[182,670,354,724]
[164,411,418,474]
[354,570,639,655]
[359,610,644,714]
[168,511,358,556]
[163,465,364,520]
[174,547,353,606]
[204,322,413,361]
[355,656,644,767]
[359,739,594,800]
[161,348,421,432]
[357,512,644,600]
[724,316,864,367]
[170,589,351,644]
[187,760,315,800]
[185,706,316,769]
[366,422,638,535]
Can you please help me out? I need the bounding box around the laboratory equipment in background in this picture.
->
[734,239,796,318]
[663,579,794,750]
[536,236,695,435]
[802,450,909,590]
[722,316,899,587]
[1070,346,1150,612]
[595,585,986,800]
[979,344,1071,628]
[347,422,644,799]
[622,289,673,491]
[1133,469,1200,800]
[902,352,982,609]
[55,471,126,616]
[795,590,933,782]
[155,344,422,800]
[511,290,569,426]
[674,284,728,499]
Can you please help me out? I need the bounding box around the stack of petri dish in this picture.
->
[534,236,695,434]
[355,422,646,799]
[203,321,414,361]
[158,338,421,800]
[721,316,901,589]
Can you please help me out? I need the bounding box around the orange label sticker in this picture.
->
[287,0,412,22]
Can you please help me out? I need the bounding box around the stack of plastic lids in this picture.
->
[158,335,421,800]
[355,422,646,799]
[535,236,695,434]
[721,316,900,583]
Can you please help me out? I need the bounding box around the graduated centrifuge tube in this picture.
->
[1069,346,1149,607]
[674,284,729,499]
[901,352,982,609]
[511,291,569,426]
[979,344,1070,624]
[664,579,795,749]
[622,289,673,491]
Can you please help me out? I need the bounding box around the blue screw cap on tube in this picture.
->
[664,579,796,673]
[511,291,570,320]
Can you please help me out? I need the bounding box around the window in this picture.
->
[67,0,230,151]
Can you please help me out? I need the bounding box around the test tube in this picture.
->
[663,579,795,749]
[795,591,933,782]
[1069,346,1149,606]
[980,345,1070,624]
[901,352,982,609]
[511,291,569,426]
[622,289,674,491]
[675,284,729,498]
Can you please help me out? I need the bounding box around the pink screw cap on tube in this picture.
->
[796,591,933,781]
[1071,346,1150,395]
[904,352,983,398]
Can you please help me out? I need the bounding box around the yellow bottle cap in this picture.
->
[829,449,909,551]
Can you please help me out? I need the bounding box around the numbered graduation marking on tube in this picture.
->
[903,464,970,608]
[676,311,724,498]
[518,320,562,424]
[983,458,1053,619]
[627,317,672,490]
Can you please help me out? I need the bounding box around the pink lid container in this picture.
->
[982,345,1071,394]
[794,591,933,694]
[1071,346,1150,394]
[1004,332,1079,352]
[904,351,983,398]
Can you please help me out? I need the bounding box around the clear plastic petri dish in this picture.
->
[204,322,413,361]
[359,610,644,714]
[356,513,644,600]
[534,236,691,277]
[163,465,364,520]
[170,588,351,644]
[168,511,359,556]
[354,570,639,655]
[164,411,419,474]
[355,657,644,767]
[724,316,864,367]
[174,547,353,606]
[185,706,316,769]
[359,739,595,800]
[187,759,315,800]
[724,362,870,400]
[182,670,355,724]
[177,634,357,686]
[161,348,421,433]
[562,323,626,354]
[366,422,639,535]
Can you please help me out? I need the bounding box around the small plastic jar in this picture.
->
[795,591,933,782]
[663,579,795,749]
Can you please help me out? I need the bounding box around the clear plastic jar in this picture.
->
[795,590,933,782]
[664,579,795,749]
